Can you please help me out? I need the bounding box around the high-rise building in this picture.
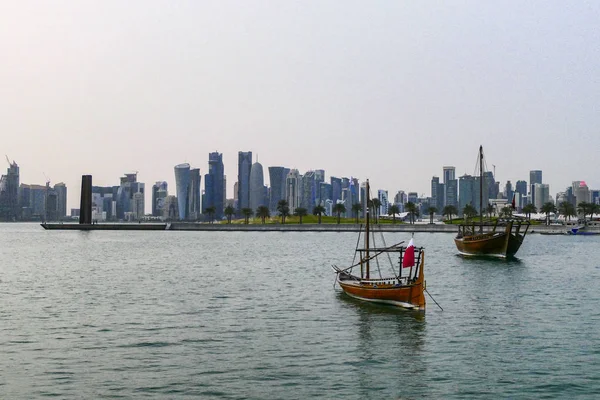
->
[458,174,475,215]
[163,195,179,220]
[529,170,542,206]
[301,171,316,210]
[445,179,458,208]
[407,192,418,205]
[45,183,58,222]
[268,166,289,212]
[443,166,455,184]
[249,160,265,212]
[319,182,332,206]
[205,152,225,219]
[572,181,590,207]
[533,183,550,210]
[92,185,119,221]
[237,151,253,212]
[330,177,342,205]
[116,173,145,220]
[0,159,19,221]
[431,176,444,211]
[286,169,301,213]
[152,181,168,217]
[132,192,145,220]
[189,168,202,220]
[378,190,389,216]
[505,181,514,203]
[54,182,67,219]
[174,164,191,220]
[314,169,325,204]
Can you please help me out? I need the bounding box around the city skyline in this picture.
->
[2,2,600,211]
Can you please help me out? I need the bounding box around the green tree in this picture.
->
[558,201,576,222]
[522,203,537,221]
[333,203,346,224]
[312,205,325,224]
[589,203,600,221]
[204,206,216,224]
[577,201,589,223]
[241,208,253,224]
[405,202,418,224]
[442,205,458,224]
[540,202,556,226]
[427,206,438,224]
[293,207,308,224]
[486,203,495,219]
[500,206,513,219]
[388,204,400,224]
[256,205,270,224]
[277,200,290,224]
[224,205,235,224]
[463,204,478,222]
[351,203,362,224]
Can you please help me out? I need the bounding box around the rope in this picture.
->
[425,287,443,311]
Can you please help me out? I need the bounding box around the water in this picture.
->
[1,224,600,399]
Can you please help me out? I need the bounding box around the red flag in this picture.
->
[402,238,415,268]
[511,193,516,210]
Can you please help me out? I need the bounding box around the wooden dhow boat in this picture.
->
[454,146,529,257]
[333,180,426,311]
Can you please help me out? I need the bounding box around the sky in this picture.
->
[1,1,599,212]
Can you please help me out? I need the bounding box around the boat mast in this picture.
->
[365,179,370,279]
[479,145,483,232]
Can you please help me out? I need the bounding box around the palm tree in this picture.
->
[277,200,290,224]
[500,206,513,219]
[370,198,381,223]
[522,204,537,221]
[224,205,235,224]
[312,205,325,224]
[388,204,400,224]
[590,203,600,221]
[241,208,253,224]
[558,201,576,222]
[463,204,478,222]
[442,205,458,224]
[333,203,346,224]
[427,206,438,224]
[256,205,270,224]
[540,202,556,226]
[351,203,362,224]
[405,202,417,224]
[486,203,495,219]
[294,207,308,224]
[577,201,589,224]
[204,206,216,223]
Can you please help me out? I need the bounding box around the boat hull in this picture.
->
[338,280,425,311]
[454,222,526,258]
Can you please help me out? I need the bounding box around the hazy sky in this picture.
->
[2,1,599,211]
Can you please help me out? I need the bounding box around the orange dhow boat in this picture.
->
[333,180,426,311]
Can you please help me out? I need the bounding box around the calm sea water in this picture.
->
[1,223,600,399]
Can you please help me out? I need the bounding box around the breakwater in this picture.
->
[39,222,580,234]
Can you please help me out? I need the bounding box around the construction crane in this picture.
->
[5,155,11,166]
[43,172,51,187]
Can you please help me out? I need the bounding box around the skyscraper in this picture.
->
[533,183,550,210]
[430,176,444,211]
[174,164,191,220]
[54,182,67,219]
[330,177,342,205]
[301,171,316,210]
[378,190,389,216]
[572,181,590,206]
[152,181,168,217]
[445,179,458,208]
[116,173,145,220]
[268,166,288,212]
[237,151,252,212]
[530,170,542,206]
[286,169,301,213]
[515,180,527,210]
[249,160,265,211]
[189,168,202,220]
[0,159,19,221]
[206,152,225,219]
[458,174,475,215]
[443,166,455,184]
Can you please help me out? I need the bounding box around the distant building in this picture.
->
[572,181,590,207]
[174,164,191,220]
[189,168,202,220]
[286,169,301,213]
[378,189,389,216]
[163,195,179,220]
[237,151,252,212]
[92,185,119,221]
[45,183,58,222]
[301,171,317,211]
[515,180,527,211]
[132,192,145,220]
[445,179,458,209]
[54,182,67,219]
[0,160,19,220]
[249,160,265,212]
[443,166,456,184]
[430,176,444,211]
[205,152,225,219]
[152,181,168,217]
[116,173,144,220]
[268,166,289,212]
[529,170,542,205]
[533,183,550,210]
[458,174,475,215]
